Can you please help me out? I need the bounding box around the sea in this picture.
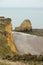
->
[0,8,43,29]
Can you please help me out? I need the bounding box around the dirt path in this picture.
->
[12,32,43,55]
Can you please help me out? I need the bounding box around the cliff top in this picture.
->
[21,19,31,26]
[0,17,11,26]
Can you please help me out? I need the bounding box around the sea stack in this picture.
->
[15,19,32,32]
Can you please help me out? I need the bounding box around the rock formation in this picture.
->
[0,16,17,57]
[15,19,32,32]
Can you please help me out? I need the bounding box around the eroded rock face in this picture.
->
[15,19,32,32]
[0,17,17,57]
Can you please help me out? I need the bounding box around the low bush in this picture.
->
[5,53,43,61]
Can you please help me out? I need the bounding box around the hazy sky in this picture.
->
[0,0,43,8]
[0,0,43,29]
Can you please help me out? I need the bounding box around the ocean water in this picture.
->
[0,8,43,29]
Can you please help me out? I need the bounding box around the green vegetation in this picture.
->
[3,53,43,62]
[1,53,43,65]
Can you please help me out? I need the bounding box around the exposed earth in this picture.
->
[13,31,43,55]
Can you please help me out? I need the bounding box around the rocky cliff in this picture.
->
[15,19,32,32]
[0,17,17,57]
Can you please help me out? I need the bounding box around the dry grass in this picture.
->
[28,61,43,65]
[0,62,10,65]
[0,60,43,65]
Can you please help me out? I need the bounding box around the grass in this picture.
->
[0,60,43,65]
[0,53,43,65]
[28,61,43,65]
[0,62,10,65]
[3,53,43,62]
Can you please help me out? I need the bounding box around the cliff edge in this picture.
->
[0,17,17,57]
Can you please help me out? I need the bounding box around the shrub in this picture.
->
[4,53,43,62]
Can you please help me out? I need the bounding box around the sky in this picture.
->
[0,0,43,8]
[0,0,43,29]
